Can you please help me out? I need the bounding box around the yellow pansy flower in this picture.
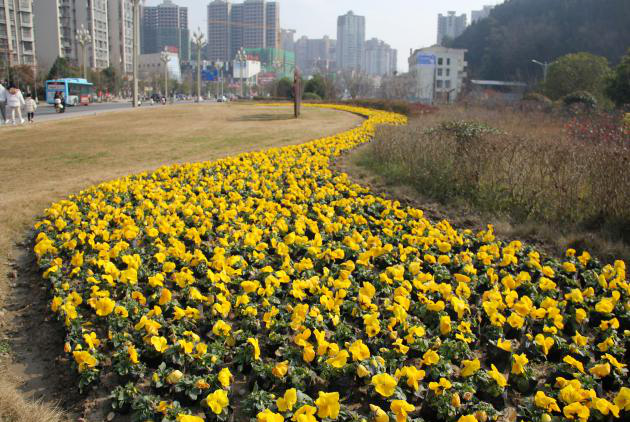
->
[315,391,340,419]
[247,337,261,360]
[535,391,561,413]
[277,388,297,412]
[369,404,390,422]
[176,414,205,422]
[488,364,507,388]
[371,373,398,398]
[272,360,289,378]
[511,353,528,375]
[326,350,349,369]
[460,359,480,377]
[257,409,284,422]
[349,339,370,361]
[218,367,232,388]
[206,389,229,414]
[390,400,414,422]
[422,349,440,366]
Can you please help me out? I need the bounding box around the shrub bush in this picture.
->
[562,90,598,109]
[302,92,322,101]
[366,114,630,243]
[339,99,437,117]
[522,92,552,103]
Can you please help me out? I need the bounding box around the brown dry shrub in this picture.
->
[363,107,630,258]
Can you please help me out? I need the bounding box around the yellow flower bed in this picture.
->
[33,105,629,422]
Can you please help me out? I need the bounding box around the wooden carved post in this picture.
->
[294,67,301,118]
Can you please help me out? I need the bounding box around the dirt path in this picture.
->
[0,104,363,421]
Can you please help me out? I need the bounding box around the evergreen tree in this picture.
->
[606,49,630,107]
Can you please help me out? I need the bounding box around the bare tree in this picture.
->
[340,70,375,99]
[379,72,416,100]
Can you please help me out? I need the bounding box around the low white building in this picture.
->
[233,59,261,79]
[408,45,467,103]
[139,51,182,83]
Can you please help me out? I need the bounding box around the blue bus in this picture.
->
[45,78,94,106]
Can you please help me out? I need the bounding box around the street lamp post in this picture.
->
[160,49,171,102]
[235,47,246,98]
[192,28,206,102]
[76,24,92,79]
[532,59,551,83]
[132,0,141,108]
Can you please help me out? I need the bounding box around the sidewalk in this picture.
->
[1,100,209,127]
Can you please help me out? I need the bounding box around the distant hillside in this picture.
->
[450,0,630,82]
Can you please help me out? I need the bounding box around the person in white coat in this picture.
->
[6,85,25,125]
[0,81,7,125]
[24,93,37,123]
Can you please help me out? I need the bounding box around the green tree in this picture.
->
[606,48,630,107]
[304,74,326,99]
[543,52,611,100]
[275,77,293,98]
[46,57,80,80]
[100,66,123,95]
[451,0,630,82]
[10,65,35,89]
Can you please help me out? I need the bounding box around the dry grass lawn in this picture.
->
[0,103,362,421]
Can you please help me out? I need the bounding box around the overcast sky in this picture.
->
[145,0,505,71]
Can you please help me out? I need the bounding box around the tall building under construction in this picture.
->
[207,0,280,62]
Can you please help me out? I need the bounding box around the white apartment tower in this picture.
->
[336,10,365,71]
[437,11,467,45]
[364,38,397,77]
[108,0,134,74]
[471,5,494,23]
[0,0,36,68]
[33,0,110,73]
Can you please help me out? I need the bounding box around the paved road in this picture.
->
[36,101,132,117]
[1,100,221,126]
[29,100,205,123]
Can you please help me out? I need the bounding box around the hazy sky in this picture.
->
[145,0,505,71]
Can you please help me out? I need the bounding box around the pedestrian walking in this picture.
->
[0,81,7,125]
[25,93,37,123]
[6,85,25,125]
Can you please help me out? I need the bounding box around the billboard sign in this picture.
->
[233,60,261,79]
[418,54,436,66]
[202,68,219,81]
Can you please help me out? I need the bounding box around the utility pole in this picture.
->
[132,0,141,107]
[192,28,206,102]
[75,24,92,79]
[160,49,171,102]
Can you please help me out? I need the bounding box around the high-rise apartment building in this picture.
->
[242,0,264,49]
[280,28,295,54]
[364,38,397,77]
[336,11,365,71]
[108,0,134,74]
[471,5,494,23]
[229,2,243,60]
[207,0,230,62]
[437,11,467,45]
[265,1,279,49]
[295,35,336,75]
[141,0,189,62]
[207,0,280,62]
[0,0,36,68]
[34,0,110,72]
